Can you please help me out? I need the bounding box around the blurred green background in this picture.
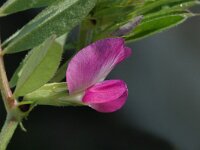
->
[0,1,200,150]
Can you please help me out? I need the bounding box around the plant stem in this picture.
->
[0,116,18,150]
[0,39,19,150]
[0,43,16,112]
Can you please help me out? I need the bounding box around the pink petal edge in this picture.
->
[82,80,128,113]
[66,38,132,94]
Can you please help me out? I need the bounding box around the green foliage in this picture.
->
[9,51,31,88]
[9,34,68,88]
[2,0,200,97]
[2,0,96,54]
[50,61,69,82]
[79,0,199,45]
[0,0,56,16]
[125,11,193,42]
[0,1,199,149]
[14,36,63,97]
[124,0,199,41]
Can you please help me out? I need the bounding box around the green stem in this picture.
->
[0,41,15,112]
[0,116,18,150]
[0,38,19,150]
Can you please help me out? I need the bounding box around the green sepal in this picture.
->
[23,82,85,107]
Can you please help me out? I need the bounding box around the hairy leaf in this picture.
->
[50,61,68,82]
[3,0,96,54]
[14,36,63,97]
[125,13,192,42]
[9,34,67,88]
[0,0,56,16]
[9,51,32,88]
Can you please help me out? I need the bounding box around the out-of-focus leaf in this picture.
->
[55,33,68,47]
[14,36,63,97]
[3,0,96,54]
[112,15,143,37]
[124,0,199,41]
[90,0,199,42]
[131,0,199,16]
[96,0,142,8]
[0,0,56,16]
[125,13,192,42]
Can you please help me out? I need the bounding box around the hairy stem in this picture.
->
[0,44,16,112]
[0,116,18,150]
[0,39,19,150]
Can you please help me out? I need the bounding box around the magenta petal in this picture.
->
[66,38,132,94]
[82,80,128,113]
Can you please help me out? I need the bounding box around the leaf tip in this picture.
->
[0,10,6,17]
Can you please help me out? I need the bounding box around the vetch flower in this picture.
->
[66,38,131,112]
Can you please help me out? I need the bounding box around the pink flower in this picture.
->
[66,38,131,112]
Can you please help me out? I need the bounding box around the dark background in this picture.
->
[0,1,200,150]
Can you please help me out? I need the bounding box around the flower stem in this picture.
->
[0,116,18,150]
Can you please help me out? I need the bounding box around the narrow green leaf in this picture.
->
[9,50,34,88]
[55,33,68,47]
[3,0,96,54]
[50,61,68,82]
[9,35,66,88]
[14,36,63,97]
[131,0,199,16]
[123,0,199,42]
[91,0,198,42]
[125,14,191,42]
[141,0,198,22]
[86,0,198,43]
[0,0,56,16]
[9,54,29,88]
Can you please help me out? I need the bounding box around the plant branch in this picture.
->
[0,40,16,112]
[0,116,18,150]
[0,38,19,150]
